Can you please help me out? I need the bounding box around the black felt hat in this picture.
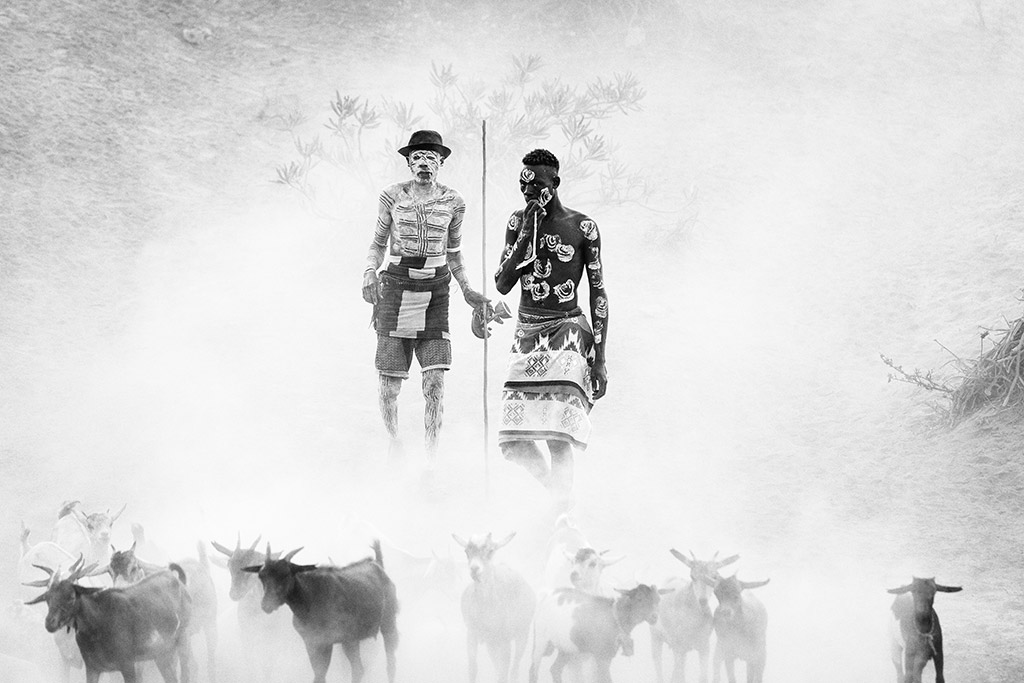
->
[397,130,452,159]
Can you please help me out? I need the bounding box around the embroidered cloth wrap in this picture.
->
[499,306,595,450]
[375,261,451,339]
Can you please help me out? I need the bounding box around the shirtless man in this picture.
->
[363,130,489,461]
[494,149,608,497]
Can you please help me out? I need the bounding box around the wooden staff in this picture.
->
[481,119,490,498]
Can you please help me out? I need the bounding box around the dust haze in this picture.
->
[2,0,1023,681]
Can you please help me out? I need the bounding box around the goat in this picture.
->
[24,555,193,683]
[18,523,103,681]
[888,577,962,683]
[51,500,126,569]
[651,549,739,683]
[530,583,670,683]
[453,532,536,683]
[242,542,399,683]
[211,534,296,682]
[107,541,218,683]
[707,575,769,683]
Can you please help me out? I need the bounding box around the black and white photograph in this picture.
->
[2,1,1022,681]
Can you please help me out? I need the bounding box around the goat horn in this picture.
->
[31,564,55,577]
[690,549,698,561]
[713,554,740,570]
[235,532,241,553]
[493,532,516,550]
[111,503,127,523]
[211,540,234,557]
[22,578,52,588]
[249,535,262,553]
[283,547,303,562]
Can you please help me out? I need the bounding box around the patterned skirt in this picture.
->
[374,265,451,340]
[498,306,595,450]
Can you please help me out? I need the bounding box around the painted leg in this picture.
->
[378,374,403,456]
[501,441,550,487]
[422,369,445,460]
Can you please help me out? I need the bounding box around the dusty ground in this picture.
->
[2,0,1024,681]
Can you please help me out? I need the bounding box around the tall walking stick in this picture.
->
[481,119,490,498]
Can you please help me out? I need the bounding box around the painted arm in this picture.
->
[583,219,608,399]
[362,189,394,305]
[446,196,489,308]
[494,208,539,295]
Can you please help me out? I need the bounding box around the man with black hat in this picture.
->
[363,130,490,462]
[494,148,609,501]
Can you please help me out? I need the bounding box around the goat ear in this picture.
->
[452,534,468,548]
[211,541,234,557]
[700,574,718,588]
[241,565,262,574]
[493,532,517,549]
[669,549,694,567]
[23,593,48,605]
[935,584,963,593]
[740,578,770,590]
[294,564,318,573]
[22,578,51,588]
[887,585,913,595]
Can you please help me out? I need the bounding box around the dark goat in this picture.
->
[243,542,399,683]
[708,575,769,683]
[454,532,536,683]
[530,583,670,683]
[888,577,962,683]
[651,549,739,683]
[25,555,193,683]
[108,541,219,683]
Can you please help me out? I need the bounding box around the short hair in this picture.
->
[522,149,559,172]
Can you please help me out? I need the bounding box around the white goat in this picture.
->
[454,532,537,683]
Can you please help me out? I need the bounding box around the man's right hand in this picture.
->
[362,269,381,305]
[522,199,547,231]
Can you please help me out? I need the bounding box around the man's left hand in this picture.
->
[591,361,608,400]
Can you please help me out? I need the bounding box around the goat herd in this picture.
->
[10,501,962,683]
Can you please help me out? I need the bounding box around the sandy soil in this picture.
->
[2,0,1024,681]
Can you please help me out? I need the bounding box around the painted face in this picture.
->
[408,150,442,183]
[520,164,558,205]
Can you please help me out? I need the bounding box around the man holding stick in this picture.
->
[363,130,490,461]
[494,149,609,499]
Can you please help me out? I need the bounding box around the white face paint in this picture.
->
[408,150,442,184]
[520,167,536,183]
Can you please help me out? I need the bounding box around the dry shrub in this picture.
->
[883,305,1024,426]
